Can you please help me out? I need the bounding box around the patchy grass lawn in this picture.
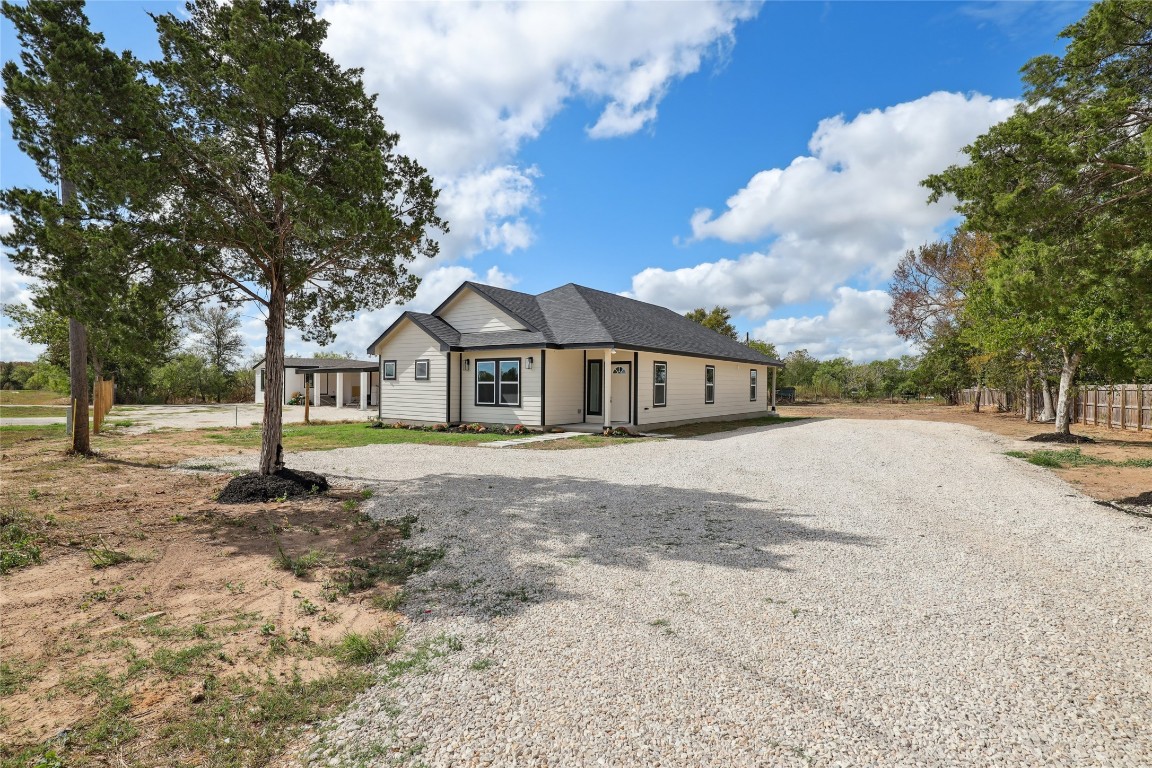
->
[0,422,448,767]
[0,390,66,407]
[195,421,507,451]
[659,415,810,438]
[514,434,658,450]
[1005,447,1152,469]
[0,405,68,418]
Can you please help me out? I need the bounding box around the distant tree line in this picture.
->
[2,301,256,403]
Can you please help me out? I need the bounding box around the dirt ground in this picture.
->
[778,401,1152,502]
[0,426,417,767]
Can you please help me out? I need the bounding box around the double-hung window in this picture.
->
[414,359,430,380]
[750,369,758,401]
[653,361,667,407]
[258,369,265,391]
[382,360,397,380]
[475,359,520,406]
[704,365,716,404]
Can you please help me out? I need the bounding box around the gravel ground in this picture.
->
[215,418,1151,767]
[117,403,372,432]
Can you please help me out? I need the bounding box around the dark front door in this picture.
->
[586,359,603,418]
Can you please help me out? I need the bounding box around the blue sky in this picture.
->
[0,0,1091,363]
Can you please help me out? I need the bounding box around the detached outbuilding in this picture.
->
[366,281,784,431]
[253,356,379,409]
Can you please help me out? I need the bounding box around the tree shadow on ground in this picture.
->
[364,473,873,622]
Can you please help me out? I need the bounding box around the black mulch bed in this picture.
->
[217,468,330,504]
[1026,432,1096,444]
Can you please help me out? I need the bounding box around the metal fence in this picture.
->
[958,384,1152,432]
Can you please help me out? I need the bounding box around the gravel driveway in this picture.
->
[223,418,1150,767]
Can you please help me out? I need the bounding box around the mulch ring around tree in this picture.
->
[217,468,331,504]
[1026,432,1096,444]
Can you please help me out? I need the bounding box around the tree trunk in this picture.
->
[1054,347,1083,435]
[1039,376,1056,421]
[1024,371,1034,422]
[973,382,982,413]
[60,176,91,455]
[259,284,286,475]
[68,316,91,454]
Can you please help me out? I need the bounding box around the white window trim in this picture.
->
[705,365,716,404]
[653,361,667,408]
[414,359,430,381]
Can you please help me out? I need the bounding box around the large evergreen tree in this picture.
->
[147,0,445,475]
[1,0,166,452]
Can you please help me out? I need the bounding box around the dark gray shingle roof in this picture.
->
[368,282,783,366]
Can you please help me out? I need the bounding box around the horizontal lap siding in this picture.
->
[635,352,766,426]
[544,349,584,425]
[461,347,542,425]
[440,290,526,333]
[376,320,447,423]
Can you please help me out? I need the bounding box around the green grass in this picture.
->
[0,423,66,437]
[0,510,45,575]
[274,546,326,577]
[155,668,376,768]
[198,421,507,450]
[1005,447,1152,469]
[0,405,67,417]
[87,547,133,569]
[0,390,63,406]
[659,415,810,438]
[334,627,405,664]
[515,434,656,450]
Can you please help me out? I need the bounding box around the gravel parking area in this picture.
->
[220,418,1151,767]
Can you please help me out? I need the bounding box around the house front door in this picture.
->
[610,362,630,423]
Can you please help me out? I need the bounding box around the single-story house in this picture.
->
[366,281,784,431]
[254,356,379,409]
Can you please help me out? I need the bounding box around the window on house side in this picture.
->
[653,361,667,407]
[750,369,758,401]
[382,360,396,380]
[705,365,715,404]
[475,359,520,406]
[415,359,429,380]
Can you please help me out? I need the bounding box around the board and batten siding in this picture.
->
[460,347,542,425]
[543,349,584,425]
[375,319,448,423]
[634,351,767,427]
[439,289,526,333]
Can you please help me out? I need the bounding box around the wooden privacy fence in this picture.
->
[93,378,114,433]
[958,384,1152,432]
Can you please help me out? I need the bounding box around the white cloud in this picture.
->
[321,0,758,261]
[752,288,915,363]
[629,91,1017,325]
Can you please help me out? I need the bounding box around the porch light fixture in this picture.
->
[526,356,534,370]
[464,358,470,371]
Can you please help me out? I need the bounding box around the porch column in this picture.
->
[312,375,321,407]
[359,371,369,410]
[602,349,612,430]
[771,367,777,412]
[336,372,344,408]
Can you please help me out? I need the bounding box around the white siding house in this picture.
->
[366,282,783,430]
